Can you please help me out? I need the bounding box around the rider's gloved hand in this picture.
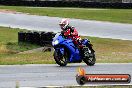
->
[61,31,67,39]
[61,31,64,34]
[61,31,65,35]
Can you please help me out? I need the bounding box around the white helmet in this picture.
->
[59,18,69,30]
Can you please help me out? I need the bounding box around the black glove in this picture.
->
[61,31,64,34]
[61,31,65,36]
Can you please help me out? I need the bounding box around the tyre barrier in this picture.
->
[18,31,56,46]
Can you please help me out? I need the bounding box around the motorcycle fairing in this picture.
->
[60,39,81,62]
[53,34,81,62]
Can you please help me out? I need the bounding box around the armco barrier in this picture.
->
[0,1,132,9]
[18,31,56,46]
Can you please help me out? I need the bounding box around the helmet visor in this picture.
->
[59,24,65,27]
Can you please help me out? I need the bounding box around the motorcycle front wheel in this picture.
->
[83,49,96,66]
[53,50,68,66]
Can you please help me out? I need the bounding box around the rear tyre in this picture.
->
[53,50,68,66]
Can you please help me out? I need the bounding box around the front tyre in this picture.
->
[83,49,96,66]
[53,51,68,66]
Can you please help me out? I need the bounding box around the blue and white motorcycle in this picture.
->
[52,32,96,66]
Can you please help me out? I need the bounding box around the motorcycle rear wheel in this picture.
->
[53,50,68,66]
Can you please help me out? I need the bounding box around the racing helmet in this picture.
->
[59,18,69,31]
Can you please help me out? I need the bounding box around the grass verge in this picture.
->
[86,36,132,63]
[0,26,132,64]
[0,26,43,64]
[0,27,41,53]
[0,6,132,24]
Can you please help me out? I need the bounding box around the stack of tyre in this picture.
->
[18,31,56,46]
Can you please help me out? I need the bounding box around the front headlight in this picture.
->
[54,40,59,45]
[52,40,59,46]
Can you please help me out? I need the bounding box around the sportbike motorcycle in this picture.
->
[52,32,96,66]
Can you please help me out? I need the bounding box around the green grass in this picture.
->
[0,6,132,24]
[0,26,132,65]
[0,26,41,54]
[0,27,20,44]
[0,26,53,65]
[0,52,55,65]
[85,36,132,63]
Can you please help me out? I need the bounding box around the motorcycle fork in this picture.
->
[83,46,92,57]
[55,48,65,57]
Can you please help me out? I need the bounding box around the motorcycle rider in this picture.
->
[59,18,83,49]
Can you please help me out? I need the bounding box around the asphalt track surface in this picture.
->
[0,12,132,40]
[0,63,132,88]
